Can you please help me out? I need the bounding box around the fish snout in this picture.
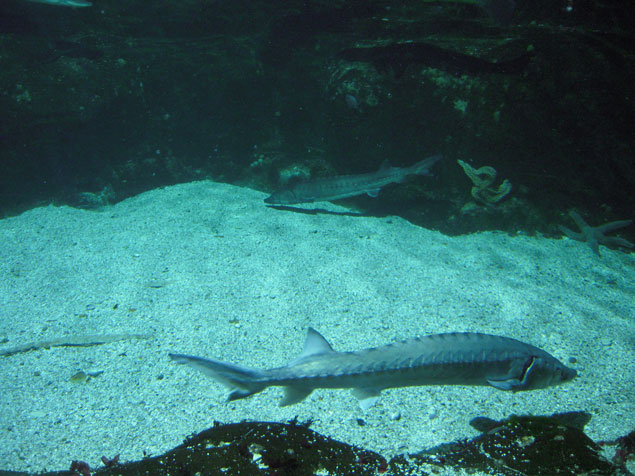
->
[560,365,577,382]
[524,356,577,390]
[549,361,577,387]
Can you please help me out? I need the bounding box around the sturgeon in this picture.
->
[170,328,576,409]
[264,154,443,205]
[440,0,516,23]
[23,0,92,6]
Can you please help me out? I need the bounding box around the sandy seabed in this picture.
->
[0,181,633,473]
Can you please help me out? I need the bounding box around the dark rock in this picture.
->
[407,413,632,476]
[3,415,632,476]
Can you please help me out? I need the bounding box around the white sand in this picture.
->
[0,180,633,473]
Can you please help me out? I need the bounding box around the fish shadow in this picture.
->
[265,204,379,218]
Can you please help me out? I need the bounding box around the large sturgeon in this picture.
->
[264,154,443,205]
[170,328,576,409]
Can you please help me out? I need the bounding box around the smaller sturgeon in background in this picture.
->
[170,328,576,409]
[264,154,443,205]
[444,0,516,23]
[22,0,91,7]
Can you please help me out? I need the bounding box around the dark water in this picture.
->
[0,0,633,245]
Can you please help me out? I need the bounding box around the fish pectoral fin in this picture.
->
[488,356,540,391]
[487,378,523,391]
[352,387,382,410]
[280,385,313,406]
[366,189,380,198]
[228,388,260,401]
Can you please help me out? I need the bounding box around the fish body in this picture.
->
[424,0,516,23]
[265,154,443,205]
[170,328,576,409]
[476,0,516,23]
[23,0,92,7]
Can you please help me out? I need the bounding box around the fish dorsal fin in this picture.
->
[289,328,335,366]
[288,327,335,367]
[302,327,335,357]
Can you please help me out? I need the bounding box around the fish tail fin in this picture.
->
[477,0,516,23]
[169,353,268,401]
[410,154,444,176]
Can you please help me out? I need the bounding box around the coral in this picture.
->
[69,460,90,476]
[559,210,633,255]
[457,159,512,206]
